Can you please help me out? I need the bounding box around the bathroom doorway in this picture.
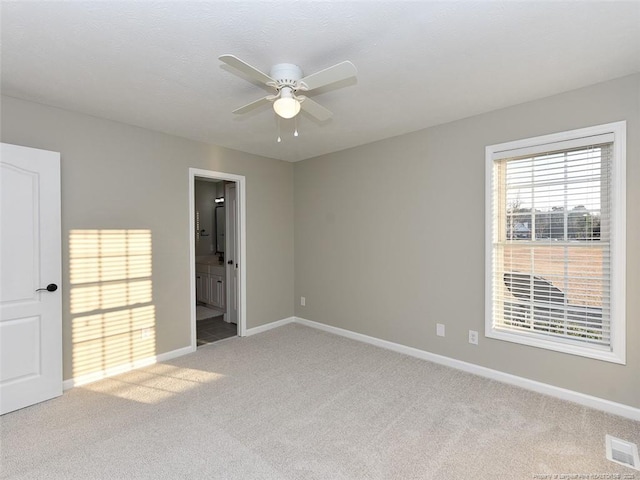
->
[189,169,246,349]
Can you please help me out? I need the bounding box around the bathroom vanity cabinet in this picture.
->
[195,263,225,310]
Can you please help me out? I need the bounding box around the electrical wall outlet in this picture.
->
[469,330,478,345]
[300,296,306,306]
[436,323,445,337]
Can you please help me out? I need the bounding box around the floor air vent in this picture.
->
[606,434,640,470]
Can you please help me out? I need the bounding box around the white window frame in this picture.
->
[485,122,626,364]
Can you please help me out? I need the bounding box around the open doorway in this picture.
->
[189,169,246,349]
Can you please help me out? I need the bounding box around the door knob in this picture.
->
[227,260,233,265]
[36,283,58,292]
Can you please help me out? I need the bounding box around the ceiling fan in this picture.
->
[219,54,357,122]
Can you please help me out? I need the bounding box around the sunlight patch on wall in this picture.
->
[80,365,225,404]
[71,280,152,314]
[70,230,156,380]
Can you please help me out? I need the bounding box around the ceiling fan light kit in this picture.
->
[273,87,301,119]
[219,54,357,123]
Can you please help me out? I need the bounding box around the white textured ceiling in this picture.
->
[2,1,639,162]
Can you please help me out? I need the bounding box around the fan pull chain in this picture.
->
[294,116,299,138]
[276,116,282,143]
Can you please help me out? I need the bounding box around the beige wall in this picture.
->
[294,74,640,408]
[1,95,295,381]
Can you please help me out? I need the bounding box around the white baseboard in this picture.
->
[62,345,196,390]
[244,316,295,337]
[60,315,639,421]
[294,317,640,422]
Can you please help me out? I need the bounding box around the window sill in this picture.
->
[485,327,625,364]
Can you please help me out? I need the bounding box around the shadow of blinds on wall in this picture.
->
[69,230,156,380]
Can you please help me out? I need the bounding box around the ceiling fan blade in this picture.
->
[299,97,333,121]
[219,54,274,86]
[298,61,357,91]
[232,96,272,114]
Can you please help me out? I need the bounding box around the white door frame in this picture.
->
[188,168,247,348]
[224,182,238,326]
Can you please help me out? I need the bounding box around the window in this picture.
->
[485,122,626,363]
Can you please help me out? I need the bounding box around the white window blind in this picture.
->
[486,122,625,363]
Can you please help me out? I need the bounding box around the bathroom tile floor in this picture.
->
[197,315,237,346]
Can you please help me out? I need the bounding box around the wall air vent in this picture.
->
[606,434,640,470]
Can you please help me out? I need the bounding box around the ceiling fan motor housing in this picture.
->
[269,63,303,89]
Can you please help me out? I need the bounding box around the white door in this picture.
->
[225,183,238,325]
[0,143,62,415]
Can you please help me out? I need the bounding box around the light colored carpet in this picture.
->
[1,324,638,479]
